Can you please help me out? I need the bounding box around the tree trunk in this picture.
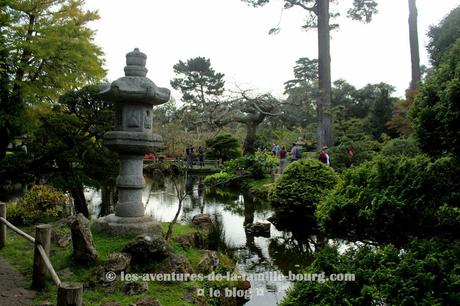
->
[243,122,258,155]
[69,184,89,218]
[56,159,89,218]
[408,0,421,91]
[317,0,334,148]
[99,184,115,217]
[0,128,8,161]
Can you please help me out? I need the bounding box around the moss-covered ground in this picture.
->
[0,222,236,306]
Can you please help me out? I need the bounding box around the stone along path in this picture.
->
[0,255,36,305]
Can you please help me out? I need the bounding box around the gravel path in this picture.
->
[0,255,36,306]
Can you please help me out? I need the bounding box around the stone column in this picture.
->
[93,48,170,237]
[115,155,145,217]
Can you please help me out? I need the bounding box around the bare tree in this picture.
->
[217,89,281,154]
[151,161,189,240]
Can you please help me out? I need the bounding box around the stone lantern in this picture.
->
[94,48,170,236]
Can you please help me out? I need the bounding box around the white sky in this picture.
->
[84,0,460,99]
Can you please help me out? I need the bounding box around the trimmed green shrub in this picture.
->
[6,185,69,225]
[269,159,339,216]
[204,152,278,187]
[203,172,236,187]
[282,238,460,306]
[317,155,460,245]
[222,151,278,179]
[205,133,241,161]
[328,139,382,171]
[381,137,421,157]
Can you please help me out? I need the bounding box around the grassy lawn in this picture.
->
[0,222,232,306]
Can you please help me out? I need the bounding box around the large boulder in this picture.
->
[135,296,161,306]
[103,252,131,273]
[69,213,97,264]
[123,281,148,295]
[51,217,72,248]
[173,232,206,249]
[196,251,219,274]
[154,253,194,275]
[191,214,213,231]
[122,235,171,266]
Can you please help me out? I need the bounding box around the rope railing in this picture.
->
[0,202,82,306]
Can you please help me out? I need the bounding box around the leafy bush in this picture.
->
[203,172,236,186]
[204,152,277,187]
[205,133,241,161]
[317,155,460,245]
[381,137,421,157]
[6,185,69,225]
[282,238,460,306]
[328,139,381,171]
[410,39,460,158]
[269,159,339,218]
[222,151,278,179]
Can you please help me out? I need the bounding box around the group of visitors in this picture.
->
[185,144,205,167]
[274,143,335,173]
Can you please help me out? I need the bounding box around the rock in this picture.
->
[173,232,205,249]
[51,217,72,247]
[244,222,270,237]
[69,213,97,264]
[182,287,207,306]
[237,280,251,291]
[101,302,121,306]
[123,281,148,296]
[191,214,213,231]
[196,251,219,274]
[122,235,171,266]
[103,252,131,273]
[155,253,194,275]
[135,296,161,306]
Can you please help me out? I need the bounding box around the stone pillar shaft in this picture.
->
[115,155,145,217]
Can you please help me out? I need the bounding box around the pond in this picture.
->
[87,175,319,306]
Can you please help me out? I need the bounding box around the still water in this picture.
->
[87,175,317,306]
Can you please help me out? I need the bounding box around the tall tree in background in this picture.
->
[408,0,421,91]
[242,0,379,148]
[0,0,105,160]
[280,57,318,129]
[170,57,225,131]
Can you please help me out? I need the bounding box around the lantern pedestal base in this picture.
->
[92,214,163,237]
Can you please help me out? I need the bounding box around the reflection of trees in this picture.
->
[268,235,315,275]
[243,195,270,267]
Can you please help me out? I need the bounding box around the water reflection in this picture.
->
[91,175,317,306]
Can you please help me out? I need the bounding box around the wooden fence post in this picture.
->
[57,282,83,306]
[32,224,52,289]
[0,202,5,249]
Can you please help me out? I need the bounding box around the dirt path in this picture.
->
[0,255,36,306]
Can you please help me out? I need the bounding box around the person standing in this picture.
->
[186,144,193,167]
[198,146,205,168]
[318,146,331,166]
[279,146,288,173]
[291,143,302,161]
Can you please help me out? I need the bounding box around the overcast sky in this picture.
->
[84,0,459,99]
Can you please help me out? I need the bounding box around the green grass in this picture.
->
[0,222,232,306]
